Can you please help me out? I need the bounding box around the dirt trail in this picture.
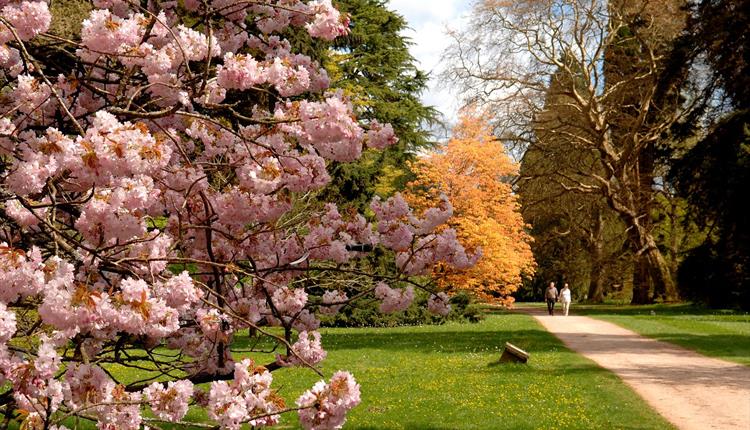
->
[520,306,750,430]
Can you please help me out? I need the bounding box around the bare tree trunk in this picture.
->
[668,199,681,281]
[645,237,679,301]
[588,258,605,303]
[626,216,678,302]
[604,0,683,303]
[443,0,688,304]
[587,209,606,303]
[631,254,652,304]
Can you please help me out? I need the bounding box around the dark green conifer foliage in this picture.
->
[321,0,439,210]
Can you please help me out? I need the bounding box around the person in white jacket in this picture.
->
[560,283,572,316]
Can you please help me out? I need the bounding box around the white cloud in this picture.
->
[387,1,473,130]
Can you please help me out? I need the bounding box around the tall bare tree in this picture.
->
[520,57,629,302]
[444,0,691,302]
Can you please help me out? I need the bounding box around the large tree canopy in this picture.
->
[517,55,627,303]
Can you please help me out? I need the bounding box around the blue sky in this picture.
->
[387,1,473,127]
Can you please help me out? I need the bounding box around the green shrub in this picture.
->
[320,289,483,327]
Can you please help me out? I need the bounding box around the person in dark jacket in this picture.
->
[545,282,559,315]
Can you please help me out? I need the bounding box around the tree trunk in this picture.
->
[588,263,605,303]
[603,0,685,304]
[587,209,606,303]
[645,239,679,301]
[668,199,680,281]
[626,216,678,302]
[631,254,652,304]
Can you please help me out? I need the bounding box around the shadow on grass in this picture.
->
[354,425,573,430]
[237,323,749,362]
[352,426,457,430]
[633,333,750,365]
[230,312,561,355]
[567,303,746,317]
[506,302,749,317]
[282,329,555,354]
[305,329,750,362]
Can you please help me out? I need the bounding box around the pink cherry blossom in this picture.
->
[34,335,62,379]
[208,358,282,429]
[0,244,45,303]
[320,290,347,315]
[217,53,266,90]
[305,0,350,41]
[297,371,361,430]
[155,271,203,311]
[80,9,145,57]
[297,94,364,162]
[144,380,194,422]
[0,303,16,343]
[374,282,415,313]
[428,292,452,316]
[278,330,327,367]
[0,1,51,43]
[271,286,308,316]
[0,44,22,76]
[365,120,398,150]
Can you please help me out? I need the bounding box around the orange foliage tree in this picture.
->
[405,112,535,304]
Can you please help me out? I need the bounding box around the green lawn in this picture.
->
[18,312,674,429]
[570,303,750,366]
[244,312,671,429]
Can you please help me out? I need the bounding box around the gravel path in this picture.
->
[521,306,750,430]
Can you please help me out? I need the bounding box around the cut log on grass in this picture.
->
[499,342,529,363]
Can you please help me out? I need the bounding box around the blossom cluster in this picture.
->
[277,330,327,367]
[143,380,194,422]
[0,0,51,75]
[208,359,282,429]
[374,282,415,313]
[372,194,481,274]
[320,290,348,315]
[428,292,452,316]
[297,371,361,430]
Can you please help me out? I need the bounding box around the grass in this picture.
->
[230,313,671,429]
[11,312,675,429]
[568,303,750,366]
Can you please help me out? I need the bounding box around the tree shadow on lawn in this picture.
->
[362,425,669,430]
[352,426,462,430]
[240,325,746,361]
[318,329,555,355]
[319,327,748,356]
[567,303,746,317]
[634,333,750,365]
[348,419,664,430]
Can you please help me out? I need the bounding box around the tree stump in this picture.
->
[499,342,529,363]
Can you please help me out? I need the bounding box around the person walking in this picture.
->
[560,283,572,316]
[544,282,558,315]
